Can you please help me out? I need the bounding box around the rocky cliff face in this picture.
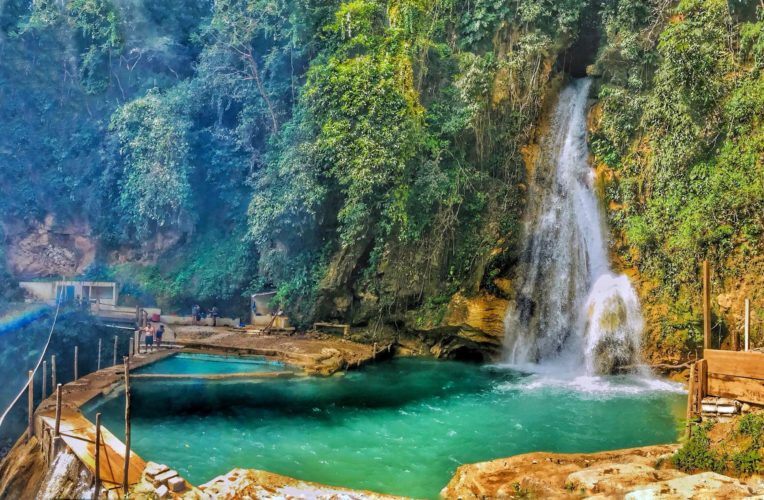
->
[2,212,189,281]
[3,215,95,278]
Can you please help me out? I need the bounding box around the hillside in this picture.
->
[1,0,762,362]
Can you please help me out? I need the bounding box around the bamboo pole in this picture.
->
[745,298,750,352]
[97,338,102,371]
[54,384,62,437]
[94,412,102,499]
[122,356,131,495]
[113,336,118,367]
[702,260,711,352]
[27,370,33,442]
[42,361,47,399]
[51,355,56,392]
[74,346,78,381]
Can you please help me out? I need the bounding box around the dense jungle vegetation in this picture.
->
[591,0,764,356]
[0,0,762,355]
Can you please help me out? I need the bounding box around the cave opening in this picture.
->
[559,1,603,78]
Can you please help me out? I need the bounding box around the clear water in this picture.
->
[84,358,685,499]
[134,353,288,375]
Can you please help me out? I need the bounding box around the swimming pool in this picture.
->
[84,358,685,499]
[134,353,289,375]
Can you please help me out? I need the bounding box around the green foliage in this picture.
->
[594,0,764,354]
[674,414,764,477]
[105,87,194,238]
[68,0,123,93]
[0,0,591,323]
[673,422,726,473]
[738,413,764,444]
[305,50,422,245]
[27,0,124,93]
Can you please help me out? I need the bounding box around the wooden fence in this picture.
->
[687,262,764,429]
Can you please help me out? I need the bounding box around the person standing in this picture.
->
[211,306,219,327]
[156,324,164,348]
[145,323,154,353]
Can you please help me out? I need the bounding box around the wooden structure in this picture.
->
[40,411,146,496]
[687,261,764,425]
[250,292,292,332]
[704,349,764,405]
[313,322,350,338]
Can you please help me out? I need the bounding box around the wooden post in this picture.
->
[685,363,696,439]
[54,384,62,437]
[745,298,750,352]
[42,361,47,399]
[134,331,139,356]
[123,356,131,495]
[97,338,102,371]
[27,370,33,442]
[113,336,118,366]
[74,346,78,381]
[94,412,102,499]
[702,261,711,352]
[697,359,708,403]
[51,355,57,392]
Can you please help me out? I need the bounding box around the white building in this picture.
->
[19,280,119,306]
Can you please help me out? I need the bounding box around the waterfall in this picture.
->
[503,78,642,375]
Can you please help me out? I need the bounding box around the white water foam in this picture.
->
[492,370,684,398]
[503,78,644,376]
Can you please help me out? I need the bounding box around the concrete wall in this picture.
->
[161,314,241,327]
[19,282,56,301]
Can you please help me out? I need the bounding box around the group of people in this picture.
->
[140,322,165,353]
[192,304,220,326]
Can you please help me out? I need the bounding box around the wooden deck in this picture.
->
[40,410,145,496]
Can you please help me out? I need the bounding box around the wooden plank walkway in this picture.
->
[40,410,145,495]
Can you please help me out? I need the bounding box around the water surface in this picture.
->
[134,353,287,375]
[84,358,685,499]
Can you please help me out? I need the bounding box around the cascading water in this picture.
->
[503,78,642,375]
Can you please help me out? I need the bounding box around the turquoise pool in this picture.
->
[84,358,685,499]
[134,353,288,375]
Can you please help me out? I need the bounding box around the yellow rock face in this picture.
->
[446,293,509,340]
